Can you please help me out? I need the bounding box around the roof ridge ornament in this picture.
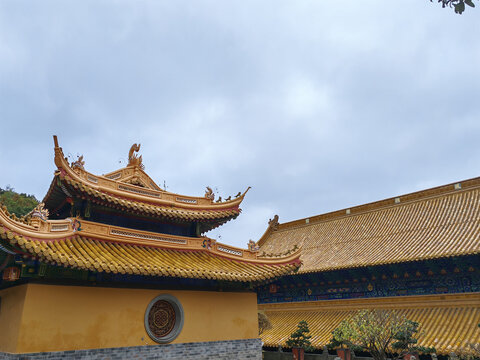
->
[205,187,215,200]
[31,203,49,221]
[268,215,279,231]
[128,143,144,170]
[248,240,260,252]
[71,155,85,171]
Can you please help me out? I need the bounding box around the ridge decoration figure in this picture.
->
[248,240,259,252]
[202,238,216,250]
[204,187,215,200]
[69,218,82,232]
[268,215,279,231]
[128,143,144,170]
[71,155,85,171]
[31,203,49,221]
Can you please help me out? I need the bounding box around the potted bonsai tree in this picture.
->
[286,320,313,360]
[328,310,435,360]
[392,319,435,360]
[328,327,353,360]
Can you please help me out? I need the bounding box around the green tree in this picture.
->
[392,320,435,357]
[286,320,313,351]
[329,310,435,360]
[431,0,476,14]
[459,323,480,360]
[258,311,272,335]
[0,186,39,217]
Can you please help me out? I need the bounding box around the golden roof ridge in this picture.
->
[52,135,249,211]
[275,176,480,232]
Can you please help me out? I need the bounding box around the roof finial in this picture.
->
[268,215,279,231]
[71,155,85,171]
[31,203,49,221]
[128,143,144,170]
[205,187,215,200]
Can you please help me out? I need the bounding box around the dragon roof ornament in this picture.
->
[31,203,49,221]
[268,215,279,231]
[128,143,144,170]
[205,187,215,200]
[71,155,85,171]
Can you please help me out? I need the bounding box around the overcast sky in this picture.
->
[1,1,479,248]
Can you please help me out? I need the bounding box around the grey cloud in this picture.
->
[0,0,479,246]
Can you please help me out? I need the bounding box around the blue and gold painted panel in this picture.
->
[257,256,480,304]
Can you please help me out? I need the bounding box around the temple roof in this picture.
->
[0,205,301,282]
[45,136,249,232]
[258,177,480,273]
[259,293,480,354]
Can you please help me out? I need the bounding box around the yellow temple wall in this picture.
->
[0,285,28,353]
[3,283,258,354]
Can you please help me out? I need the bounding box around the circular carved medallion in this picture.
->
[145,294,184,343]
[148,300,176,338]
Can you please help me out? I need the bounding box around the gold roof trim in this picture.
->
[1,232,300,281]
[260,293,480,312]
[47,175,242,223]
[52,136,249,211]
[0,206,301,265]
[275,176,480,232]
[259,293,480,354]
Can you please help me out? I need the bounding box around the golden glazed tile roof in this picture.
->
[259,293,480,355]
[4,235,298,281]
[0,207,301,282]
[258,177,480,273]
[50,175,242,223]
[45,136,249,228]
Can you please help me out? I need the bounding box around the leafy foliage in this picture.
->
[392,320,436,356]
[472,324,480,359]
[328,326,353,350]
[286,320,313,351]
[0,186,39,217]
[457,323,480,360]
[431,0,476,14]
[328,310,435,360]
[258,312,272,335]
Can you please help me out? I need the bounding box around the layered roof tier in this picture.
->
[0,136,301,283]
[259,293,480,354]
[0,205,301,282]
[44,136,249,233]
[258,177,480,273]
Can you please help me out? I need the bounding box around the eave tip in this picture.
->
[53,135,59,148]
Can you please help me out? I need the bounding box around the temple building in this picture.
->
[257,178,480,355]
[2,137,479,359]
[0,136,300,359]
